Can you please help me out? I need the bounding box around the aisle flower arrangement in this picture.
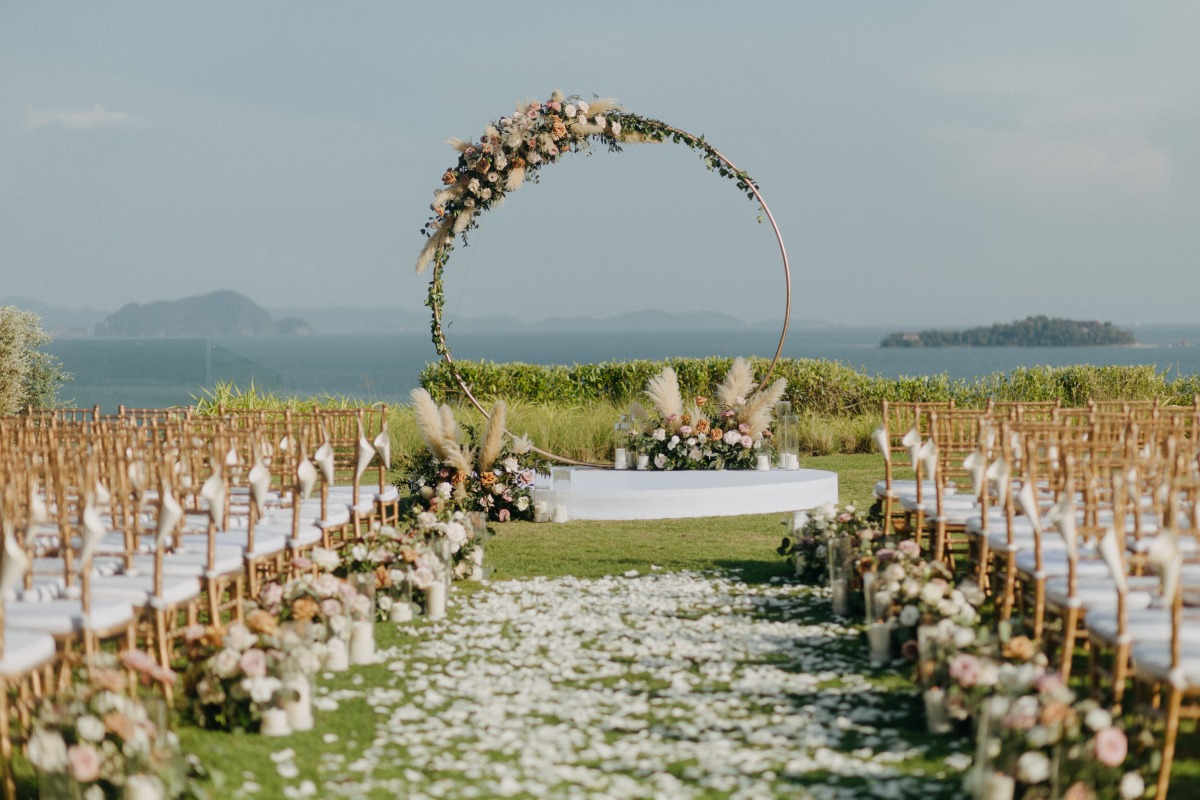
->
[629,357,787,470]
[26,661,203,799]
[776,502,881,585]
[178,615,323,733]
[406,388,546,521]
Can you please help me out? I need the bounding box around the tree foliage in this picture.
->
[0,306,70,413]
[880,316,1135,348]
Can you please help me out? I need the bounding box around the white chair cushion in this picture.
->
[1083,607,1200,646]
[253,521,324,548]
[874,479,948,500]
[375,484,400,503]
[89,574,203,609]
[5,598,135,636]
[1132,640,1200,688]
[0,627,57,676]
[1044,575,1157,612]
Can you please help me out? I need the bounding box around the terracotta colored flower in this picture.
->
[479,472,497,487]
[1039,700,1074,727]
[475,158,491,174]
[401,548,420,564]
[709,428,722,441]
[695,419,709,434]
[291,596,319,622]
[1003,635,1037,662]
[551,119,567,139]
[1063,782,1094,800]
[511,156,526,170]
[441,170,456,185]
[246,609,279,636]
[104,711,138,742]
[695,396,708,407]
[680,413,692,425]
[375,564,392,588]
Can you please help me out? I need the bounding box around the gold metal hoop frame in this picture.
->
[416,93,791,466]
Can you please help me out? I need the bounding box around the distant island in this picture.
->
[94,290,311,337]
[880,316,1136,348]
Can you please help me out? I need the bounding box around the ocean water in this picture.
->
[46,324,1200,412]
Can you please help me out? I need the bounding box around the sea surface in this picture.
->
[46,324,1200,413]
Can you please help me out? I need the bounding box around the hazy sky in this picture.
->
[3,3,1199,327]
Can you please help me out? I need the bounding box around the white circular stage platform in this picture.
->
[545,467,839,521]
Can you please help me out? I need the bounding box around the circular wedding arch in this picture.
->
[415,92,792,466]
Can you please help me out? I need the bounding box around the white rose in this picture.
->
[436,482,453,500]
[898,605,920,627]
[1017,751,1051,784]
[564,103,577,118]
[611,121,621,136]
[654,454,667,469]
[723,430,741,445]
[667,436,680,451]
[652,428,667,441]
[76,714,106,743]
[1119,772,1145,800]
[920,582,944,606]
[516,495,530,511]
[1085,707,1113,732]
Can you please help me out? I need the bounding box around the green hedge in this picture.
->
[420,358,1200,416]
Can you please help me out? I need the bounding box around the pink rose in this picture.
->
[1094,727,1128,767]
[741,435,753,448]
[738,423,750,434]
[239,648,267,678]
[948,653,980,688]
[321,598,343,619]
[679,425,693,436]
[67,743,101,783]
[498,508,510,522]
[897,540,921,558]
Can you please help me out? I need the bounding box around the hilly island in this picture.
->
[881,316,1135,348]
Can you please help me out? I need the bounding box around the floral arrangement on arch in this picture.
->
[629,357,786,471]
[26,659,204,799]
[406,388,546,521]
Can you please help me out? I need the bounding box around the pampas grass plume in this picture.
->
[452,208,475,235]
[410,388,447,460]
[716,357,755,409]
[505,166,526,192]
[478,400,507,473]
[447,137,472,153]
[741,378,788,437]
[415,220,451,275]
[645,367,684,424]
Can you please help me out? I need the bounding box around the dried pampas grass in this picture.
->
[452,209,475,234]
[570,121,604,137]
[740,378,788,438]
[617,129,658,145]
[415,220,451,275]
[410,388,447,460]
[433,185,464,207]
[585,98,620,116]
[645,367,684,424]
[439,405,460,448]
[716,357,755,409]
[478,400,507,473]
[447,137,472,153]
[505,166,526,192]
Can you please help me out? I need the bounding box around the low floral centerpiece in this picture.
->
[406,388,545,521]
[627,357,786,470]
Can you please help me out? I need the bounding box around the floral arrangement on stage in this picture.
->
[27,661,202,799]
[627,357,787,471]
[406,388,545,521]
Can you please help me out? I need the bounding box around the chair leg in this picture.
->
[1060,607,1080,681]
[1111,642,1130,715]
[1156,686,1183,800]
[1,681,14,800]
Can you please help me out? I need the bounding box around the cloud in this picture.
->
[912,57,1178,198]
[20,103,151,133]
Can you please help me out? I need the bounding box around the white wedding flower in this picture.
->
[952,626,975,648]
[467,177,480,194]
[516,495,530,511]
[243,676,283,706]
[1120,772,1145,799]
[26,728,68,772]
[1016,751,1050,784]
[723,430,740,446]
[564,103,576,118]
[76,714,105,743]
[311,547,340,572]
[652,428,667,441]
[211,647,242,679]
[898,605,920,627]
[919,582,944,606]
[1085,707,1113,732]
[503,456,519,473]
[688,448,703,461]
[667,436,680,451]
[654,454,667,469]
[224,622,257,653]
[444,521,468,552]
[436,482,453,500]
[351,544,369,563]
[577,100,589,114]
[611,121,621,136]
